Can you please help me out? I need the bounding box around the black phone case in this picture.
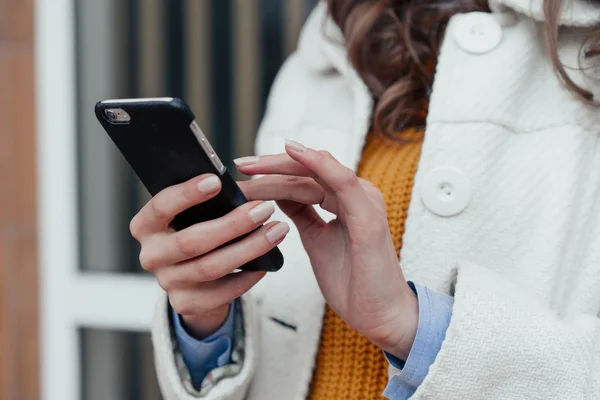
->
[94,98,283,272]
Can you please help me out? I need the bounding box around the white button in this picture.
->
[421,167,471,217]
[453,12,502,54]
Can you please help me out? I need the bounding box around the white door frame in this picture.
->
[35,0,162,399]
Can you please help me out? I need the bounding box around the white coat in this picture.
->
[152,1,600,398]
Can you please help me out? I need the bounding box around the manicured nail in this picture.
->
[248,202,275,223]
[285,139,307,152]
[233,156,260,167]
[266,222,290,244]
[197,175,221,194]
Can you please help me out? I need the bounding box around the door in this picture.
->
[36,0,318,399]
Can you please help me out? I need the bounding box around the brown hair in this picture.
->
[327,0,600,136]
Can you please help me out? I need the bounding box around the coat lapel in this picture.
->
[297,1,373,172]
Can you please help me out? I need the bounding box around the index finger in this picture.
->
[234,153,312,176]
[130,174,222,239]
[282,140,371,219]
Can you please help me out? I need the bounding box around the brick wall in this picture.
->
[0,0,39,398]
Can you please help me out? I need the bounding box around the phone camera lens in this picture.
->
[105,110,117,121]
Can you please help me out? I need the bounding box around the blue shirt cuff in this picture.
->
[172,300,236,388]
[383,283,454,399]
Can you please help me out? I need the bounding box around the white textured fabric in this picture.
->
[152,1,600,399]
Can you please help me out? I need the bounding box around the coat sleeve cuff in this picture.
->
[152,293,259,400]
[172,301,237,388]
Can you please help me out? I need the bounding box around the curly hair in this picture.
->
[327,0,600,137]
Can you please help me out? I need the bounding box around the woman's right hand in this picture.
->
[130,174,289,339]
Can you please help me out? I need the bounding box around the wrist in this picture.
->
[372,284,419,361]
[180,304,231,340]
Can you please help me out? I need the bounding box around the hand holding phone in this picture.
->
[95,97,286,336]
[130,172,289,337]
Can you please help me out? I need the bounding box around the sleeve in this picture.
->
[151,292,260,400]
[172,301,236,389]
[383,283,454,400]
[410,262,600,399]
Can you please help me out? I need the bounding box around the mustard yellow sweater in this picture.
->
[308,128,424,400]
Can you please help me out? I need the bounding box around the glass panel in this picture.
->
[75,0,317,271]
[75,0,146,273]
[80,329,163,400]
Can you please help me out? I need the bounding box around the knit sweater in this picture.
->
[308,128,424,400]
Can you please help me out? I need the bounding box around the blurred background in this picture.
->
[0,0,318,399]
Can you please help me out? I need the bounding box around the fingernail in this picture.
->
[266,222,290,244]
[284,139,307,152]
[233,156,260,167]
[197,175,221,194]
[248,202,275,223]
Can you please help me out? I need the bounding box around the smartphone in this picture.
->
[94,97,284,272]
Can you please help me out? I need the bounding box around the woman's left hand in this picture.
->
[236,140,419,360]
